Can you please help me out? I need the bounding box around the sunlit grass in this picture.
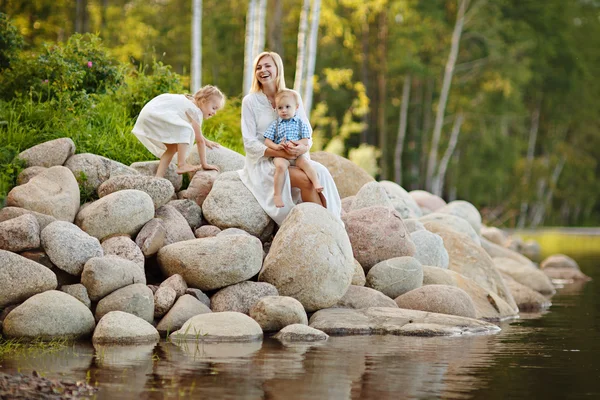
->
[0,336,69,360]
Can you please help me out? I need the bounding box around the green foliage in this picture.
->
[202,97,244,155]
[0,12,23,71]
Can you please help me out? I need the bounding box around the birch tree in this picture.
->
[394,74,411,185]
[517,99,541,228]
[302,0,322,116]
[432,113,464,196]
[293,0,311,94]
[253,0,267,59]
[243,0,257,95]
[190,0,202,92]
[425,0,469,191]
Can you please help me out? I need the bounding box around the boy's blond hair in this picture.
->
[275,89,300,106]
[193,85,226,109]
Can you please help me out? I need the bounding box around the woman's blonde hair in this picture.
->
[193,85,226,109]
[250,52,286,93]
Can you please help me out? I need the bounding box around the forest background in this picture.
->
[0,0,599,228]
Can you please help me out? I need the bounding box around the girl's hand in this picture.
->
[205,139,220,149]
[201,163,220,171]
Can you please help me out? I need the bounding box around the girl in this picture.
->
[132,85,225,177]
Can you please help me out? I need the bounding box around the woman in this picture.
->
[239,51,342,225]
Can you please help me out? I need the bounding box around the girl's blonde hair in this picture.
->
[193,85,226,109]
[250,52,286,93]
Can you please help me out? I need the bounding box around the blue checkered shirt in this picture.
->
[263,115,311,144]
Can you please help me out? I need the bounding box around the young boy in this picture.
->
[263,89,323,208]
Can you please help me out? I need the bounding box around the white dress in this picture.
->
[238,90,342,225]
[132,93,202,160]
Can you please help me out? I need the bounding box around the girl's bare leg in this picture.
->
[273,157,290,208]
[295,157,323,193]
[289,166,323,207]
[157,143,177,178]
[176,143,201,174]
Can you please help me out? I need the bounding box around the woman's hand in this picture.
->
[283,141,308,157]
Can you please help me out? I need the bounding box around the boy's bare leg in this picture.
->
[273,157,291,208]
[157,143,177,178]
[295,156,323,193]
[176,143,201,174]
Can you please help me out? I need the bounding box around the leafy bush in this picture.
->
[0,12,23,72]
[202,96,244,154]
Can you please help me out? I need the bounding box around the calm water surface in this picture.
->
[1,252,599,399]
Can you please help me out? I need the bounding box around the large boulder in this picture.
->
[2,290,95,340]
[334,285,398,309]
[410,230,449,269]
[379,181,423,218]
[158,235,263,291]
[92,311,159,345]
[540,254,591,281]
[349,182,394,211]
[65,154,139,194]
[435,200,482,236]
[17,138,75,168]
[493,257,555,295]
[167,199,203,229]
[6,166,80,222]
[154,286,177,318]
[98,175,174,209]
[249,296,308,332]
[0,250,58,308]
[186,145,245,172]
[60,284,91,309]
[169,311,263,342]
[480,237,536,267]
[156,294,212,336]
[130,161,183,191]
[41,221,104,276]
[409,190,446,213]
[421,214,480,245]
[501,275,551,313]
[259,203,354,312]
[202,171,274,239]
[394,285,477,318]
[342,206,416,272]
[75,189,155,240]
[310,151,374,198]
[0,207,57,231]
[351,259,366,286]
[309,307,500,336]
[101,235,145,271]
[425,223,518,313]
[17,166,47,185]
[155,205,195,245]
[366,257,423,299]
[211,281,279,314]
[178,170,219,207]
[135,218,166,257]
[81,256,146,301]
[95,284,154,323]
[0,214,40,252]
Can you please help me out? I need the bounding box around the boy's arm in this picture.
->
[264,138,284,151]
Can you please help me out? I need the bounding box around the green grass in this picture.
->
[0,336,69,360]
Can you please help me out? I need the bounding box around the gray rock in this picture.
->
[156,294,212,336]
[158,235,263,291]
[379,181,423,217]
[95,283,154,322]
[217,228,252,237]
[481,226,509,246]
[194,225,221,238]
[436,200,482,235]
[169,311,263,342]
[493,257,555,295]
[210,281,278,314]
[350,181,394,211]
[501,275,551,313]
[334,285,398,309]
[366,257,423,299]
[309,152,375,198]
[410,230,449,268]
[167,199,203,229]
[17,166,47,185]
[273,324,329,342]
[60,284,92,309]
[98,175,174,209]
[309,307,500,337]
[81,255,146,301]
[155,205,195,245]
[41,221,104,275]
[394,285,477,318]
[64,153,111,193]
[2,290,95,340]
[75,189,155,240]
[403,218,425,233]
[341,196,355,214]
[159,274,188,297]
[154,286,177,318]
[186,145,245,172]
[421,213,480,245]
[0,250,58,308]
[19,250,78,287]
[131,161,182,191]
[249,296,308,332]
[101,156,140,178]
[6,166,80,222]
[342,206,416,272]
[177,169,219,207]
[0,213,40,252]
[409,190,447,213]
[351,259,366,286]
[135,218,166,257]
[185,288,211,308]
[260,203,354,312]
[203,171,274,239]
[0,207,57,231]
[93,311,159,344]
[17,138,75,168]
[101,235,145,271]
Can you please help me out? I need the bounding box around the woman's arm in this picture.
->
[241,96,268,161]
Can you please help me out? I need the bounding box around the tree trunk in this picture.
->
[253,0,267,59]
[268,0,283,55]
[360,22,370,144]
[75,0,89,33]
[425,0,469,191]
[394,74,411,185]
[377,10,389,180]
[408,79,422,190]
[302,0,322,116]
[243,0,257,95]
[191,0,202,92]
[530,157,565,228]
[293,0,311,94]
[517,99,541,228]
[433,113,464,196]
[100,0,109,31]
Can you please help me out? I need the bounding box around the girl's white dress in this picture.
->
[132,94,202,159]
[239,91,342,225]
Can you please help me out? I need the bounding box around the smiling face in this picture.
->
[276,94,298,120]
[199,95,222,119]
[255,55,278,88]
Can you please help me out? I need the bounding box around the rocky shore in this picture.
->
[0,137,591,348]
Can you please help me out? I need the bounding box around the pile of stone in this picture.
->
[0,138,590,346]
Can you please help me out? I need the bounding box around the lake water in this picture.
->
[0,231,599,399]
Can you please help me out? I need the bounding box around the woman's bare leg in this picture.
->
[295,156,323,193]
[289,166,323,207]
[157,143,177,177]
[273,157,290,208]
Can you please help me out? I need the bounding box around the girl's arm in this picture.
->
[190,119,218,171]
